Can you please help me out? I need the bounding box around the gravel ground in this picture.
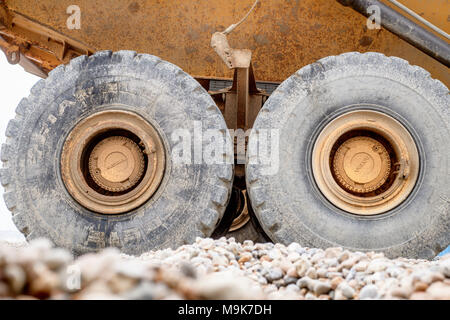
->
[0,237,449,300]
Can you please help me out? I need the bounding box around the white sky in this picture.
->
[0,54,39,238]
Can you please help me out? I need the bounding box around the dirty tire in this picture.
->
[246,52,449,259]
[0,50,233,255]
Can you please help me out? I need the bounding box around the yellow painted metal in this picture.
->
[1,0,449,86]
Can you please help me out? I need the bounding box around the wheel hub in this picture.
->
[89,136,145,192]
[312,109,419,215]
[61,110,165,215]
[332,136,391,194]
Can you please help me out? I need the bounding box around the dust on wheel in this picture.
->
[246,52,449,259]
[311,109,419,215]
[1,50,233,255]
[60,110,165,214]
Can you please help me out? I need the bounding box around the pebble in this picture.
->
[330,277,343,290]
[391,285,412,299]
[283,276,298,285]
[367,259,388,273]
[3,264,26,294]
[354,260,369,272]
[238,252,252,264]
[359,284,379,299]
[294,259,311,277]
[317,268,328,278]
[305,267,318,279]
[338,282,355,299]
[426,282,450,300]
[0,237,449,300]
[440,260,450,278]
[265,267,283,282]
[313,281,331,295]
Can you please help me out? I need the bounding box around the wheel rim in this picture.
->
[61,110,165,214]
[229,190,250,232]
[312,109,419,215]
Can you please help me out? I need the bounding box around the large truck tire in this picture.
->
[1,50,233,255]
[246,52,449,259]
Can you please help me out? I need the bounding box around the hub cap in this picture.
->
[312,109,419,215]
[89,136,145,193]
[61,110,165,214]
[332,136,391,194]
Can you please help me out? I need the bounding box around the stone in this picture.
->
[268,249,282,261]
[311,252,325,264]
[265,267,283,282]
[296,277,313,290]
[324,247,342,259]
[337,251,350,263]
[238,252,252,264]
[391,286,412,299]
[124,282,169,300]
[367,259,388,273]
[243,240,254,247]
[42,248,73,270]
[354,260,369,272]
[317,268,328,278]
[287,252,301,263]
[294,259,311,277]
[410,292,431,300]
[180,262,197,278]
[286,284,300,292]
[0,282,10,297]
[108,274,139,294]
[286,266,298,278]
[198,238,215,250]
[279,259,293,273]
[194,271,264,300]
[29,269,60,298]
[287,242,300,251]
[305,267,317,279]
[3,264,26,294]
[313,281,331,295]
[338,282,355,299]
[440,260,450,278]
[413,281,428,292]
[333,289,347,300]
[359,284,379,299]
[114,261,148,279]
[426,282,450,300]
[330,277,343,290]
[305,292,317,300]
[258,277,268,285]
[324,258,339,268]
[284,275,298,285]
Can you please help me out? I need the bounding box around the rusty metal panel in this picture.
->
[1,0,449,86]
